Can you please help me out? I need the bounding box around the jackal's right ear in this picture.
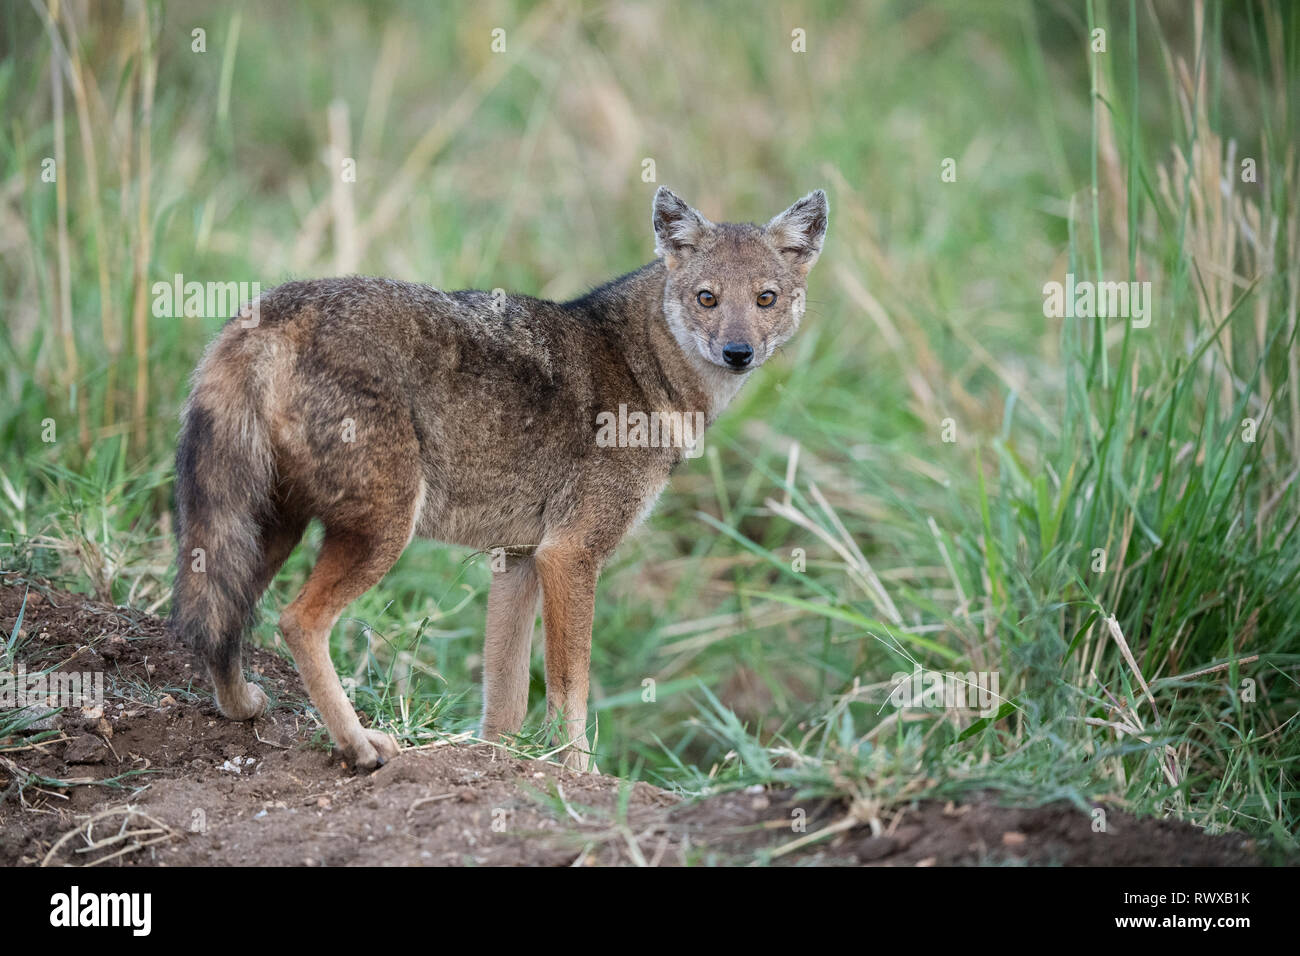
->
[653,187,713,266]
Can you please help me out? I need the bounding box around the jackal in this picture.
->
[169,186,829,771]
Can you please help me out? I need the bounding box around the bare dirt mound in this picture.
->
[0,577,1265,866]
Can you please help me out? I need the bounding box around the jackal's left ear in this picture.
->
[765,189,829,273]
[653,187,713,266]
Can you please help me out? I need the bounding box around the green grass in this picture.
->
[2,0,1297,850]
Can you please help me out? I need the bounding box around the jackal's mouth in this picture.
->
[703,354,757,374]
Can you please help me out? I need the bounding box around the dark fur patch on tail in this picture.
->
[169,373,275,684]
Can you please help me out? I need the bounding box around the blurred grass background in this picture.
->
[2,0,1298,847]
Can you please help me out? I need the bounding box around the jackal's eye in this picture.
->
[697,290,718,308]
[756,291,777,307]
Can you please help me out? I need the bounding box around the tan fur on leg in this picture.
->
[481,554,541,741]
[535,543,597,771]
[279,524,410,771]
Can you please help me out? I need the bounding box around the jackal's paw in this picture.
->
[216,681,268,722]
[340,729,401,771]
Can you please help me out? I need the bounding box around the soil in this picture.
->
[0,577,1267,867]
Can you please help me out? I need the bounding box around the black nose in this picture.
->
[722,342,754,369]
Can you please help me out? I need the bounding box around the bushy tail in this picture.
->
[169,367,275,707]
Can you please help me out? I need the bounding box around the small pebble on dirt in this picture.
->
[64,734,108,765]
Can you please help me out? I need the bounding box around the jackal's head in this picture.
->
[653,186,828,374]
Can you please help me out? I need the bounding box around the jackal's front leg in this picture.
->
[480,555,540,741]
[535,544,597,772]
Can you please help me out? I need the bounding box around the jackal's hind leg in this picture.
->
[211,517,307,721]
[278,510,413,771]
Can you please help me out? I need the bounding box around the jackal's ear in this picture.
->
[653,187,713,266]
[765,189,829,273]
